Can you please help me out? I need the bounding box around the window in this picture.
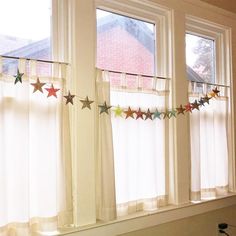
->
[0,0,52,77]
[186,17,232,201]
[0,0,51,60]
[186,33,215,83]
[0,1,72,235]
[96,8,170,216]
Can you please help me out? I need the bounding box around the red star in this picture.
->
[184,103,193,113]
[135,108,144,120]
[45,84,60,98]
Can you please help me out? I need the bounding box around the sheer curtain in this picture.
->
[189,82,230,201]
[96,70,117,222]
[104,71,169,216]
[0,58,72,236]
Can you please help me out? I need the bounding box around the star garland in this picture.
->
[11,68,221,120]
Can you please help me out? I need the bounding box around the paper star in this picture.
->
[113,106,123,117]
[212,87,220,96]
[64,91,75,105]
[14,69,24,84]
[124,107,135,119]
[45,84,60,98]
[80,96,94,109]
[145,109,153,120]
[198,98,205,106]
[208,91,217,98]
[153,109,162,120]
[191,100,200,110]
[30,78,46,93]
[98,101,112,114]
[202,95,211,104]
[169,109,177,118]
[135,108,144,120]
[163,110,170,119]
[185,103,193,113]
[176,105,185,115]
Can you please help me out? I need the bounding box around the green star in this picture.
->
[14,69,24,84]
[163,110,170,119]
[169,109,177,118]
[80,96,94,109]
[98,101,112,114]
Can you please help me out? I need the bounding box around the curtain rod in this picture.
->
[101,69,230,88]
[189,80,230,88]
[0,55,69,65]
[100,69,170,80]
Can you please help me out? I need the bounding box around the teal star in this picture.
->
[14,69,24,84]
[98,101,112,114]
[153,109,162,120]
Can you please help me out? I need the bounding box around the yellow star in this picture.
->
[113,106,123,117]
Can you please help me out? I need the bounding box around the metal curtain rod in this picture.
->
[190,80,230,88]
[102,69,230,88]
[101,69,170,80]
[0,55,69,65]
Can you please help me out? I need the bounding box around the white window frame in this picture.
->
[55,0,236,234]
[186,15,235,194]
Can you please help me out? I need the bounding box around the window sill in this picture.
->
[35,193,236,236]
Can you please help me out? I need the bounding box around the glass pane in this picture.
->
[0,0,51,60]
[96,9,155,76]
[186,33,215,83]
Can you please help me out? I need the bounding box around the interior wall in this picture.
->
[200,0,236,13]
[119,205,236,236]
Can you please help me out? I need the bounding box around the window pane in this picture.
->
[96,9,155,76]
[186,34,215,83]
[0,0,51,60]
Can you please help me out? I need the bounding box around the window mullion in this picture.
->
[169,9,190,205]
[69,0,97,227]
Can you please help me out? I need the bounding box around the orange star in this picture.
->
[30,78,46,93]
[176,105,185,115]
[124,107,135,119]
[45,84,60,98]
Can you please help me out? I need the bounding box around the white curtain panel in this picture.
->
[96,70,117,222]
[108,72,169,216]
[0,58,72,236]
[189,83,229,201]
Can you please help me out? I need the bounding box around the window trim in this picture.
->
[186,15,235,195]
[62,0,236,230]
